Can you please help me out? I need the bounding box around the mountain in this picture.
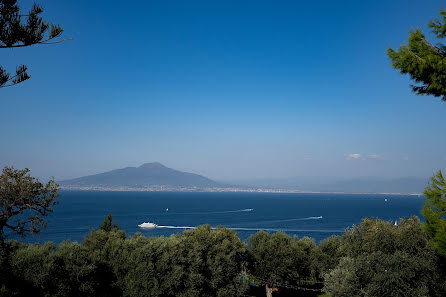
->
[60,163,427,193]
[59,162,221,189]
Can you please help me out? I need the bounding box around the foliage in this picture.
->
[83,215,127,296]
[0,0,68,88]
[83,218,248,297]
[247,231,320,296]
[0,166,59,240]
[4,240,119,297]
[387,8,446,101]
[123,225,248,297]
[323,257,359,297]
[98,212,120,232]
[316,235,342,274]
[422,170,446,256]
[248,231,295,286]
[324,217,446,297]
[1,214,446,297]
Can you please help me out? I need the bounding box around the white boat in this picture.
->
[138,222,158,229]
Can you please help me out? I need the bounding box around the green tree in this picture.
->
[247,231,319,297]
[179,226,247,297]
[422,170,446,256]
[248,231,295,296]
[324,217,446,297]
[166,225,247,297]
[6,240,119,297]
[0,0,69,88]
[323,257,359,297]
[317,235,342,275]
[123,225,247,297]
[83,214,127,296]
[124,235,174,297]
[98,213,119,232]
[0,166,59,240]
[387,8,446,101]
[9,241,56,296]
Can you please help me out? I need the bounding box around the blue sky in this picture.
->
[1,0,446,182]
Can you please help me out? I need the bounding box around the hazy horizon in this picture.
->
[0,160,436,185]
[2,0,446,182]
[53,161,433,183]
[56,162,429,194]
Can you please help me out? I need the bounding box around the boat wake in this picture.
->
[157,225,195,229]
[153,225,340,233]
[177,208,254,215]
[139,215,336,233]
[138,208,255,216]
[252,216,323,225]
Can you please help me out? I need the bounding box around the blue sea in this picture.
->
[20,191,425,244]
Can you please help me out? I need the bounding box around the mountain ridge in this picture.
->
[59,162,221,189]
[59,163,426,194]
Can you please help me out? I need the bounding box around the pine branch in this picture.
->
[0,36,73,48]
[0,64,30,88]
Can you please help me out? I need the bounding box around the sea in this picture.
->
[18,191,425,244]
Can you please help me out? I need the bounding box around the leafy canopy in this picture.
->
[0,166,59,240]
[387,9,446,101]
[422,170,446,256]
[324,217,445,297]
[0,0,69,88]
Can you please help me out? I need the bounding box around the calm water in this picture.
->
[20,191,424,243]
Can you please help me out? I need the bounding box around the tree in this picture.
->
[122,225,247,297]
[83,213,127,296]
[387,4,446,268]
[247,232,296,297]
[247,231,319,297]
[317,235,342,274]
[4,240,120,297]
[324,217,446,297]
[0,166,59,240]
[167,225,247,297]
[0,0,69,88]
[387,8,446,101]
[422,170,446,257]
[99,213,119,232]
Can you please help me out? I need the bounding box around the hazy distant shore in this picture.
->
[59,186,422,196]
[58,163,427,196]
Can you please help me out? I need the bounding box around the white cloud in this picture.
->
[402,156,409,161]
[368,154,383,159]
[344,153,363,160]
[344,153,384,160]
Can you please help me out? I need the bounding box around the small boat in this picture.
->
[138,222,158,229]
[166,208,169,212]
[394,220,398,226]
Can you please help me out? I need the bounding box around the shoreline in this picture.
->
[59,186,423,196]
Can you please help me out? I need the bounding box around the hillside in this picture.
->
[59,162,221,189]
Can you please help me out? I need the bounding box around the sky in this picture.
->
[1,0,446,182]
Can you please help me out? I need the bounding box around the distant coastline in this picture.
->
[59,185,422,196]
[58,162,427,196]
